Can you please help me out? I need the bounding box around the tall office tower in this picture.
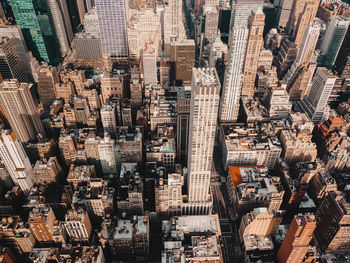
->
[37,63,59,108]
[56,0,74,43]
[298,67,336,123]
[0,79,45,142]
[0,130,34,195]
[318,16,350,69]
[283,22,320,82]
[84,9,99,34]
[209,34,227,67]
[98,133,118,174]
[163,0,185,55]
[101,103,117,134]
[287,0,319,47]
[241,7,265,97]
[203,1,219,43]
[314,192,350,254]
[9,0,60,65]
[96,0,129,59]
[127,9,161,60]
[170,39,195,85]
[0,25,33,80]
[0,37,29,83]
[141,46,157,85]
[219,26,247,122]
[176,87,191,164]
[47,0,71,57]
[275,0,293,28]
[276,214,316,263]
[187,68,220,214]
[219,0,263,122]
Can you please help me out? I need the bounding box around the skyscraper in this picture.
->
[314,192,350,254]
[0,79,46,142]
[37,63,59,108]
[276,214,316,263]
[219,0,263,122]
[287,0,319,47]
[0,130,34,195]
[187,68,220,214]
[9,0,60,65]
[163,0,186,55]
[0,36,29,83]
[241,6,265,97]
[170,39,196,85]
[318,16,350,69]
[96,0,129,59]
[141,45,157,85]
[298,67,336,123]
[47,0,71,57]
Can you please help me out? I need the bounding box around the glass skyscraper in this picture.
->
[9,0,60,65]
[96,0,128,59]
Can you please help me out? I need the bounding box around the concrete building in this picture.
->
[266,83,292,120]
[187,68,220,214]
[64,209,92,242]
[0,130,34,195]
[0,79,45,142]
[116,127,143,165]
[101,72,124,104]
[227,165,284,215]
[218,124,282,170]
[33,157,62,185]
[239,207,282,239]
[74,33,102,59]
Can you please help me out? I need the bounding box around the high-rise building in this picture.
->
[176,87,191,164]
[276,214,316,263]
[0,37,29,83]
[318,16,350,69]
[47,0,71,57]
[96,0,129,58]
[219,26,247,122]
[0,130,34,195]
[219,0,263,122]
[187,68,220,214]
[101,103,117,134]
[0,25,33,80]
[170,39,196,85]
[314,192,350,254]
[98,133,118,174]
[298,67,336,123]
[64,209,92,242]
[141,46,157,85]
[163,0,186,55]
[0,79,45,142]
[208,34,227,67]
[287,0,319,47]
[204,3,219,43]
[241,6,265,97]
[275,0,293,28]
[9,0,61,65]
[37,63,59,108]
